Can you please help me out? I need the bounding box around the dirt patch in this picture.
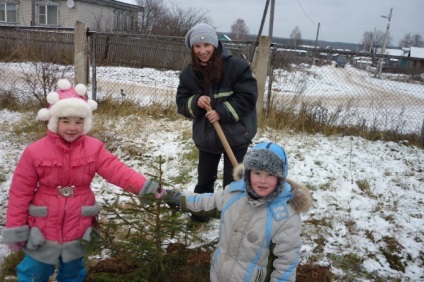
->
[297,264,332,282]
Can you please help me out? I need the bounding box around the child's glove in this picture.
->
[163,190,182,208]
[140,179,160,197]
[9,242,25,252]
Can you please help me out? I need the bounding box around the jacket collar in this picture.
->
[47,130,85,149]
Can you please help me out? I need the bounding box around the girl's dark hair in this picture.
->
[191,45,223,86]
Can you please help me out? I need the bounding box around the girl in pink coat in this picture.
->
[2,79,160,282]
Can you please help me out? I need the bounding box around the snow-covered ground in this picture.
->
[0,65,423,280]
[2,62,424,133]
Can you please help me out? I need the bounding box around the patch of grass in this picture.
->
[365,229,375,243]
[0,171,6,183]
[11,116,47,143]
[327,253,365,278]
[95,95,178,120]
[344,219,357,234]
[305,183,319,191]
[0,251,24,280]
[313,236,327,254]
[260,94,423,148]
[304,217,333,229]
[356,179,373,196]
[320,180,333,191]
[379,236,405,273]
[2,87,422,148]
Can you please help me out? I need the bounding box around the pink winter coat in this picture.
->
[3,131,150,264]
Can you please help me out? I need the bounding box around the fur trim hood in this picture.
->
[233,163,312,213]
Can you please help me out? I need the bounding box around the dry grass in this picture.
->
[2,88,423,148]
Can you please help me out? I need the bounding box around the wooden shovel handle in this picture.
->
[205,105,238,168]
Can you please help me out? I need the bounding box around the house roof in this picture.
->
[385,48,407,56]
[375,48,407,57]
[82,0,142,11]
[409,47,424,59]
[218,34,232,41]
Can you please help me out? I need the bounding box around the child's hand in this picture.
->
[162,190,182,208]
[9,242,25,252]
[155,188,167,199]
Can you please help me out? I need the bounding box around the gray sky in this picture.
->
[123,0,423,46]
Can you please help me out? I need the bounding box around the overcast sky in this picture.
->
[122,0,423,46]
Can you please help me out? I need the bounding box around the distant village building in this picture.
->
[0,0,142,32]
[409,47,424,69]
[218,34,232,41]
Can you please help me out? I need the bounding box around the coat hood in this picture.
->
[233,163,312,213]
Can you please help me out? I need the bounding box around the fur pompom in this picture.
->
[36,108,50,121]
[47,91,60,104]
[87,99,98,111]
[74,84,87,96]
[57,79,72,90]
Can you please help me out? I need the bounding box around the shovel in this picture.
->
[205,105,238,168]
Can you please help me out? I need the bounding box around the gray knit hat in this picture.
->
[185,23,218,50]
[243,142,289,201]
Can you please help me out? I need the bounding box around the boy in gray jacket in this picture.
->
[163,142,312,281]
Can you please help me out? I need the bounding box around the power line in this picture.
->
[296,0,316,25]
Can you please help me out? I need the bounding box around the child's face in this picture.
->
[57,117,84,142]
[193,42,214,64]
[250,170,278,197]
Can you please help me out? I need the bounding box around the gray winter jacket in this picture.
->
[178,165,312,282]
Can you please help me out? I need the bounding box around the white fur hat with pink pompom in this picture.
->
[36,79,98,134]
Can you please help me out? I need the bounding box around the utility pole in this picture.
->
[375,7,393,78]
[314,22,320,49]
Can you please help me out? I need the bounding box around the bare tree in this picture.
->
[18,62,72,106]
[361,31,374,52]
[231,19,249,41]
[155,4,212,36]
[399,33,424,47]
[136,0,167,35]
[362,30,392,51]
[136,1,211,36]
[289,26,302,46]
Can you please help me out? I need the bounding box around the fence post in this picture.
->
[421,118,424,145]
[251,36,271,121]
[74,21,89,85]
[89,31,97,101]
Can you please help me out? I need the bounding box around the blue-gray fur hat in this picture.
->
[185,23,218,50]
[243,142,289,201]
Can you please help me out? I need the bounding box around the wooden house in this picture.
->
[0,0,142,32]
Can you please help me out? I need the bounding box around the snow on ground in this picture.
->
[0,65,423,280]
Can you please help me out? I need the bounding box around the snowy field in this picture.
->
[0,64,423,280]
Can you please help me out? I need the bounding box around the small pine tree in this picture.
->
[85,156,214,281]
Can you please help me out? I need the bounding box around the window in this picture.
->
[114,9,134,31]
[0,2,18,23]
[37,1,59,26]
